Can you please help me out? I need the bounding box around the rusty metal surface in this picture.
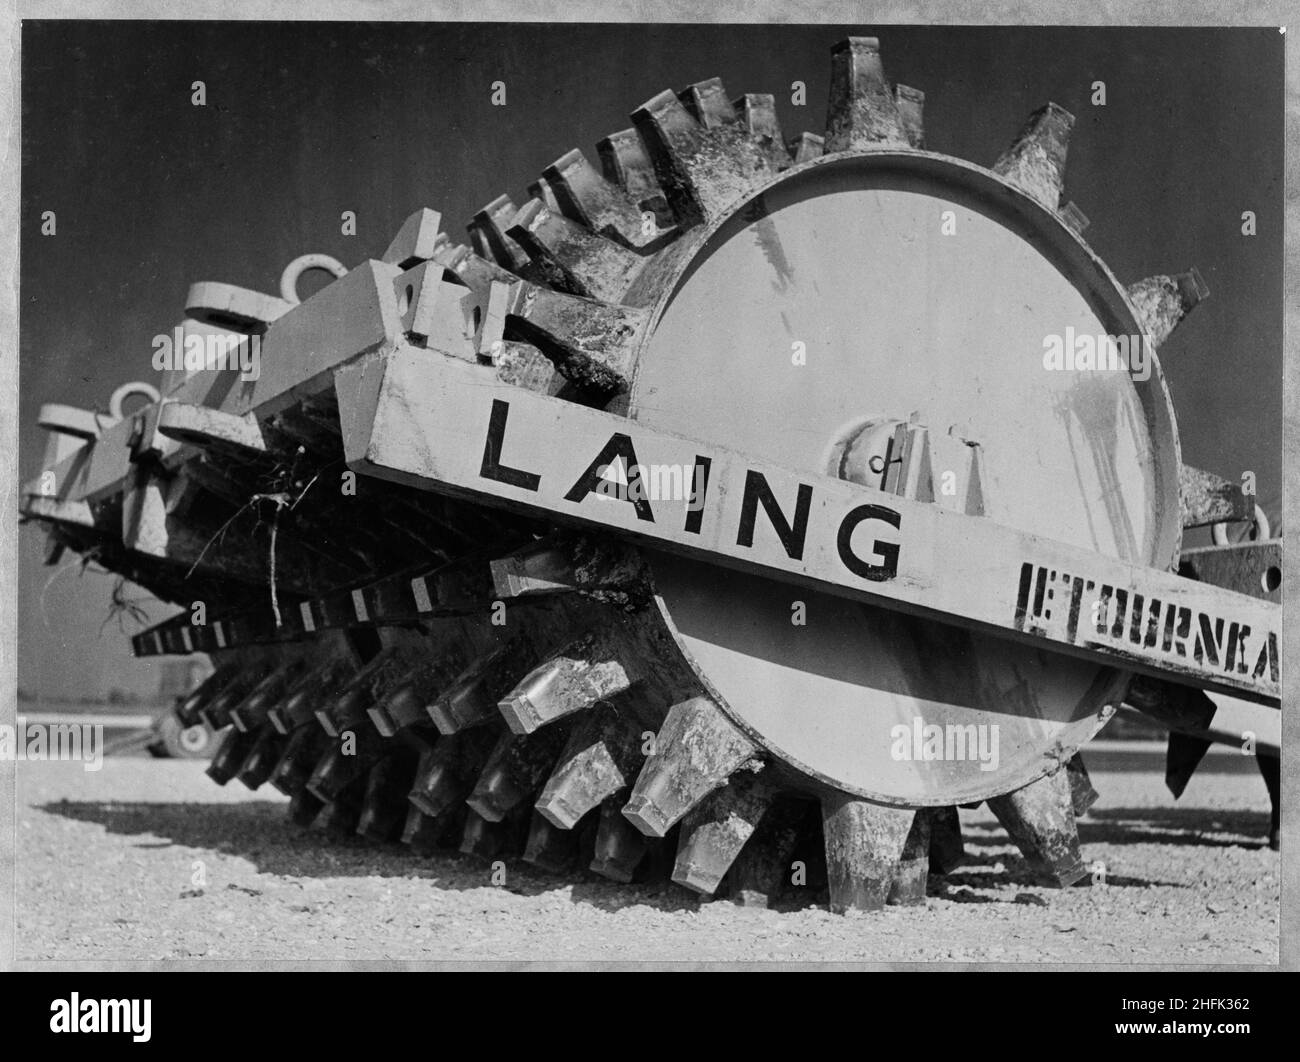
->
[820,794,915,913]
[987,769,1086,887]
[671,772,772,894]
[633,85,778,228]
[535,707,645,829]
[1178,464,1251,528]
[824,38,907,151]
[622,695,757,837]
[1127,268,1209,349]
[992,103,1073,210]
[497,631,635,734]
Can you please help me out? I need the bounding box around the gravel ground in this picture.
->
[13,758,1279,964]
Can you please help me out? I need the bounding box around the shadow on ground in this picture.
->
[33,796,1273,914]
[35,797,712,913]
[1076,808,1274,849]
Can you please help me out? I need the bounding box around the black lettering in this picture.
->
[1171,606,1191,657]
[1065,577,1089,641]
[1143,596,1162,648]
[683,456,712,534]
[1032,567,1049,623]
[563,432,654,521]
[1129,594,1145,645]
[1109,589,1129,640]
[1094,585,1114,636]
[1014,563,1034,630]
[1252,632,1278,683]
[1227,623,1250,675]
[837,504,901,581]
[1194,614,1224,667]
[479,399,541,491]
[1161,600,1176,652]
[737,471,813,559]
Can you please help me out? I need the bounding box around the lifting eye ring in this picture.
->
[108,381,161,421]
[279,253,348,305]
[1211,504,1271,546]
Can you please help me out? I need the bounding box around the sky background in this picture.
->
[16,22,1284,701]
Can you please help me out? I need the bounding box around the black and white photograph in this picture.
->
[0,1,1293,1004]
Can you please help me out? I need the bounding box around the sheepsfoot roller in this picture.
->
[21,36,1281,914]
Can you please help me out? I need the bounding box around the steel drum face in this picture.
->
[631,153,1181,805]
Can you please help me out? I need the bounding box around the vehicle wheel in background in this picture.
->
[154,712,217,759]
